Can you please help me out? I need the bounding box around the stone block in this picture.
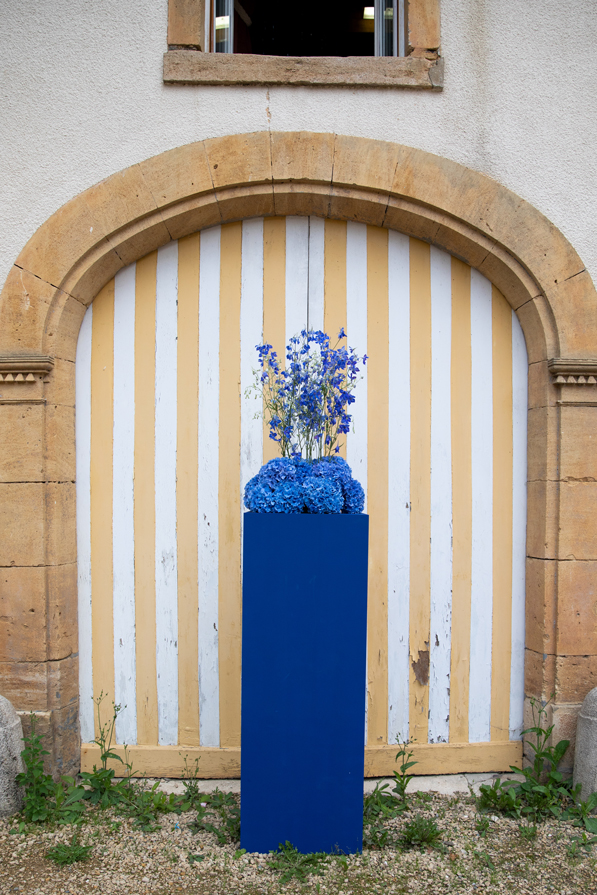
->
[0,566,47,662]
[45,404,76,482]
[527,405,557,483]
[329,187,387,227]
[431,216,490,269]
[216,184,276,223]
[81,164,159,239]
[105,215,171,268]
[556,655,597,703]
[0,695,24,816]
[45,482,77,565]
[0,483,45,567]
[15,194,105,294]
[0,662,48,710]
[273,182,331,219]
[525,648,556,700]
[525,557,556,654]
[204,131,272,191]
[168,0,205,48]
[0,403,44,483]
[550,702,579,775]
[159,192,222,240]
[0,266,56,355]
[44,292,87,363]
[574,688,597,798]
[47,654,78,710]
[47,563,78,660]
[528,360,558,411]
[140,141,214,209]
[61,249,123,310]
[51,701,80,779]
[558,481,597,560]
[408,0,441,49]
[546,269,597,360]
[526,480,558,559]
[514,297,556,366]
[556,561,597,655]
[43,357,75,407]
[384,197,441,244]
[335,133,399,195]
[476,245,539,311]
[271,131,335,185]
[560,405,597,483]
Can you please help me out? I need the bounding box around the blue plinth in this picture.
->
[241,512,369,854]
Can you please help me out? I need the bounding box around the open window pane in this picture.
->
[213,1,405,57]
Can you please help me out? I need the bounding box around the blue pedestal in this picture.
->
[241,512,369,854]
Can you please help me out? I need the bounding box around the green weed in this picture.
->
[188,788,240,844]
[519,822,538,841]
[398,814,442,851]
[475,815,490,837]
[46,834,92,865]
[477,697,577,823]
[267,841,329,884]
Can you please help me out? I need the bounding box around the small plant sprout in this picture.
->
[267,841,329,884]
[398,815,443,851]
[46,834,92,866]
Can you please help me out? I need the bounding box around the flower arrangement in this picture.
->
[244,330,366,514]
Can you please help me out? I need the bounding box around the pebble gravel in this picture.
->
[1,786,596,894]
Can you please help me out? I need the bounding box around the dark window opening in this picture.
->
[214,1,404,57]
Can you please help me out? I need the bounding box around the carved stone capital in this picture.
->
[0,355,54,383]
[548,358,597,405]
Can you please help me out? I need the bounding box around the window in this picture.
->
[211,1,407,58]
[165,0,442,89]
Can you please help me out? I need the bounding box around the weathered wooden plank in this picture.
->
[198,227,221,747]
[428,246,452,744]
[81,740,522,778]
[90,281,115,736]
[177,233,201,747]
[155,242,180,746]
[469,269,493,743]
[387,230,410,745]
[134,253,158,745]
[218,223,242,748]
[112,264,137,745]
[76,306,93,743]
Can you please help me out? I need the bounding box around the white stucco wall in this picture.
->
[1,0,596,294]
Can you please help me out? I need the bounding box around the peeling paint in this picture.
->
[412,649,430,686]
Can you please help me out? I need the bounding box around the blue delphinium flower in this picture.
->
[302,478,344,514]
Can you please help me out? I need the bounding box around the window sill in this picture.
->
[163,50,443,89]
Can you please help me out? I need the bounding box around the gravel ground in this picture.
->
[1,782,596,895]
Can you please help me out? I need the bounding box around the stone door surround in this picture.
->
[0,131,595,775]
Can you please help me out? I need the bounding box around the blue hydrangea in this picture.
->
[244,455,365,514]
[302,478,344,514]
[271,481,305,514]
[343,478,365,515]
[259,457,297,486]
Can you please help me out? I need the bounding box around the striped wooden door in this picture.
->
[76,217,527,776]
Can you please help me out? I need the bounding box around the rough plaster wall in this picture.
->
[1,0,596,295]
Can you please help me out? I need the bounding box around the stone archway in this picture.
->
[1,132,595,775]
